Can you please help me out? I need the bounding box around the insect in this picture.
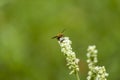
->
[52,29,65,41]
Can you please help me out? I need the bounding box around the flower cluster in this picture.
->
[58,37,80,75]
[86,45,108,80]
[87,45,98,69]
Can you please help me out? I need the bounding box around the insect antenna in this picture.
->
[61,29,66,33]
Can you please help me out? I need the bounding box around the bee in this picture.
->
[52,29,65,41]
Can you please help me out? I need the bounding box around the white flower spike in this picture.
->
[86,45,109,80]
[58,37,80,75]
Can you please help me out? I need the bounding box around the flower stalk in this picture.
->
[58,37,80,80]
[86,45,109,80]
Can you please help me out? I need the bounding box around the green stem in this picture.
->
[75,71,80,80]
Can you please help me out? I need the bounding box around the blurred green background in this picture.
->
[0,0,120,80]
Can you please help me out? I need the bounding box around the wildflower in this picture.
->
[86,45,108,80]
[58,37,80,75]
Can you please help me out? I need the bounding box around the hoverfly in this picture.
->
[52,29,66,41]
